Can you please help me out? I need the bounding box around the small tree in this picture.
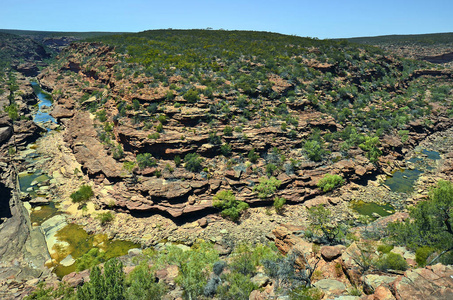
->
[307,205,348,245]
[387,180,453,264]
[77,258,125,300]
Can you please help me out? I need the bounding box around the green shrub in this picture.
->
[4,103,19,121]
[184,153,203,172]
[387,180,453,263]
[174,155,181,167]
[216,272,257,300]
[254,176,282,199]
[183,89,200,103]
[24,282,75,300]
[132,99,140,111]
[157,114,167,124]
[375,252,408,271]
[165,90,175,100]
[76,258,125,300]
[164,242,219,300]
[208,132,221,145]
[70,185,94,203]
[415,246,434,267]
[156,122,163,133]
[112,144,124,159]
[96,212,114,225]
[281,122,287,131]
[223,125,233,136]
[123,161,136,173]
[266,163,277,176]
[136,153,157,169]
[304,140,326,162]
[248,149,259,163]
[288,287,323,300]
[213,190,249,222]
[96,109,107,122]
[377,244,394,254]
[148,132,160,139]
[126,265,167,300]
[359,136,382,163]
[317,174,344,192]
[220,143,232,157]
[273,197,286,213]
[307,205,348,245]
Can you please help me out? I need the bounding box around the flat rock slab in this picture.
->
[313,278,346,292]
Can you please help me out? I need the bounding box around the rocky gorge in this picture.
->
[0,31,452,299]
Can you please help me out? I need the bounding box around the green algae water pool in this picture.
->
[49,223,140,278]
[351,200,395,218]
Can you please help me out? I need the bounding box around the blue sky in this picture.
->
[1,0,452,38]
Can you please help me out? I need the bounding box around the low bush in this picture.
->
[223,125,233,136]
[136,153,157,169]
[184,153,203,172]
[273,197,286,213]
[76,248,106,272]
[248,149,259,163]
[317,174,344,192]
[304,140,326,162]
[96,212,114,225]
[220,143,232,157]
[76,258,125,300]
[213,190,249,222]
[254,176,282,199]
[415,246,434,267]
[375,252,408,271]
[70,185,94,203]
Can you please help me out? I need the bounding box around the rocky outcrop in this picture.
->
[423,52,453,64]
[64,111,123,178]
[269,224,453,300]
[391,264,453,300]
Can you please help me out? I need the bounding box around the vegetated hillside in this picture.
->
[347,32,453,45]
[0,29,127,52]
[0,32,53,76]
[347,32,453,66]
[38,29,453,220]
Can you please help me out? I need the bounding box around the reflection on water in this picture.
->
[18,171,51,196]
[422,149,441,160]
[30,202,60,226]
[384,168,423,193]
[31,82,57,129]
[384,149,440,193]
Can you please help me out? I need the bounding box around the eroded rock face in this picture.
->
[64,111,123,178]
[0,75,54,298]
[35,41,453,221]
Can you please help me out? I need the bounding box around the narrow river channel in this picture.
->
[21,81,139,278]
